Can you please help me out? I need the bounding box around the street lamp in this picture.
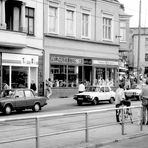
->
[137,0,141,83]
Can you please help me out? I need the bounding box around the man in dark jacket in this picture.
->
[30,80,37,92]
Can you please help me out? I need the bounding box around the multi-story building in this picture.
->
[0,0,44,95]
[118,4,131,76]
[43,0,124,97]
[129,28,148,77]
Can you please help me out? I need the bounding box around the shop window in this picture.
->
[2,66,9,88]
[12,66,28,88]
[50,65,78,87]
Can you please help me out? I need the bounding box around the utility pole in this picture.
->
[137,0,141,83]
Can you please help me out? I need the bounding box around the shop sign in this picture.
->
[84,59,92,65]
[50,55,83,65]
[93,60,118,66]
[2,53,38,66]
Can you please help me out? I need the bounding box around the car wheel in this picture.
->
[77,100,82,106]
[4,105,12,115]
[92,98,98,105]
[33,103,40,112]
[109,97,114,104]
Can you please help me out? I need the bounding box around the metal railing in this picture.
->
[0,105,143,148]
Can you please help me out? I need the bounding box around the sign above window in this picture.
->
[50,55,83,65]
[2,53,38,67]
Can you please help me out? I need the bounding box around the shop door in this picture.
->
[84,66,92,85]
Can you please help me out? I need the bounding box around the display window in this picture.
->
[50,65,79,87]
[94,67,116,86]
[2,66,37,89]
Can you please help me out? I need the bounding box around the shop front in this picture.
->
[2,53,38,90]
[50,54,118,89]
[92,60,118,87]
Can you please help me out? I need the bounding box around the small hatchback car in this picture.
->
[0,89,48,115]
[73,86,115,105]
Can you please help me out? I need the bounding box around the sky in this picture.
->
[119,0,148,27]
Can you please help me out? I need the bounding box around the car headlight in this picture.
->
[85,95,92,99]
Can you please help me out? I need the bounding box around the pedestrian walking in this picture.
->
[78,81,85,93]
[46,78,52,99]
[140,79,148,125]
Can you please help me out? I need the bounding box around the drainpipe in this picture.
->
[94,0,97,41]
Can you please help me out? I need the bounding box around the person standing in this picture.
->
[78,81,85,93]
[30,80,37,92]
[115,83,126,123]
[140,79,148,125]
[46,78,52,99]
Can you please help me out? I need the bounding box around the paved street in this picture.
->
[0,97,148,148]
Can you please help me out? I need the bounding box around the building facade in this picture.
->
[118,4,131,76]
[0,0,44,95]
[43,0,123,97]
[129,28,148,77]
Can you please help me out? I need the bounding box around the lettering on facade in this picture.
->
[93,60,118,66]
[84,59,92,65]
[50,55,83,65]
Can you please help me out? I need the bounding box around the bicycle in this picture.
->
[117,104,133,124]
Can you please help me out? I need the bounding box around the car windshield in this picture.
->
[86,87,100,92]
[1,90,15,98]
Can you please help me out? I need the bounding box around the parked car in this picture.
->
[73,86,115,105]
[0,89,48,115]
[124,86,142,100]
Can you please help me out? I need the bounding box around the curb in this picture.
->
[63,132,148,148]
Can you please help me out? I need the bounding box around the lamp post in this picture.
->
[137,0,141,83]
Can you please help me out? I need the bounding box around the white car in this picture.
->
[124,87,142,100]
[73,86,115,105]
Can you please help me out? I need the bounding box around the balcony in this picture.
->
[0,29,27,48]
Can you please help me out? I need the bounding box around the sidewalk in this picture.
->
[62,124,148,148]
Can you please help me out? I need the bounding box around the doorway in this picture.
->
[84,66,92,85]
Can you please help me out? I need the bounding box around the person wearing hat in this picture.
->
[140,79,148,125]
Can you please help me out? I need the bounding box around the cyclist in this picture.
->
[115,83,131,123]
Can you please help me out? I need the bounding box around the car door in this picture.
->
[99,87,106,100]
[14,90,26,108]
[25,90,36,107]
[104,87,111,100]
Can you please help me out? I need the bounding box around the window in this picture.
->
[15,90,24,98]
[25,90,34,98]
[120,21,126,42]
[103,17,112,40]
[66,9,75,36]
[48,6,58,33]
[25,7,35,35]
[82,12,90,38]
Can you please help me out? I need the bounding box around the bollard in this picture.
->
[85,113,88,143]
[36,117,40,148]
[140,106,143,131]
[121,107,125,135]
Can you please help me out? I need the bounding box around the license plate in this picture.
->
[78,98,83,100]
